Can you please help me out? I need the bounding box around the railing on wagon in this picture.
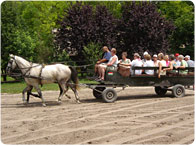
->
[132,67,194,76]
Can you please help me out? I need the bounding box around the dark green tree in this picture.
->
[118,2,175,58]
[157,1,194,58]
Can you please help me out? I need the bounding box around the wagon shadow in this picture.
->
[116,93,194,101]
[81,93,194,103]
[1,101,60,108]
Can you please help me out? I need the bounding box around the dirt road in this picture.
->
[1,87,194,144]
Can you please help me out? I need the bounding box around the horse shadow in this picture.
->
[1,93,194,108]
[1,101,60,108]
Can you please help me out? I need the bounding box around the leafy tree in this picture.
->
[83,42,102,64]
[55,2,117,62]
[1,1,38,77]
[156,1,194,58]
[118,1,175,58]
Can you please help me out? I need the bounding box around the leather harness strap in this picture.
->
[38,64,45,86]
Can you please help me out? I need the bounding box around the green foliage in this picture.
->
[1,1,72,70]
[157,1,194,58]
[1,0,194,75]
[83,42,102,64]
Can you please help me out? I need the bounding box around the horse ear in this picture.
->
[9,54,14,58]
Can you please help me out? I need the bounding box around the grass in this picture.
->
[1,76,16,82]
[1,78,97,94]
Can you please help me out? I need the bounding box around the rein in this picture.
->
[11,57,44,82]
[9,57,94,81]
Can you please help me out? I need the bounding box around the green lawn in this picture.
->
[1,79,97,94]
[1,76,16,82]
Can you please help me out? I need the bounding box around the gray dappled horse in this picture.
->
[6,54,80,106]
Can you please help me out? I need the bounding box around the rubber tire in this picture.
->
[93,86,106,99]
[102,88,118,103]
[155,86,167,96]
[172,84,185,98]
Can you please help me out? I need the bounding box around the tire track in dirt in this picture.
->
[10,104,194,144]
[2,96,181,143]
[1,100,143,126]
[171,131,194,144]
[1,88,194,144]
[107,120,193,144]
[76,108,193,144]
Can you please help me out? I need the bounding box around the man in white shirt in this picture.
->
[130,53,143,75]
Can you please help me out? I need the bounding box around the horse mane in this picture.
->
[15,55,32,67]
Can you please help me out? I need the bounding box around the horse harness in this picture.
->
[11,56,45,85]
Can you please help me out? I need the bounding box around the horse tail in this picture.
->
[69,66,79,90]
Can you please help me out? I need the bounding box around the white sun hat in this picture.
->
[153,54,158,58]
[143,51,148,56]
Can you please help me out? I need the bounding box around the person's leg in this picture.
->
[101,66,106,80]
[94,64,99,76]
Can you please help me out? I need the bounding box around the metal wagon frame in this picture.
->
[86,67,194,103]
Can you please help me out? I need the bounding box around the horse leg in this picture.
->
[22,86,32,104]
[58,84,63,98]
[64,83,71,99]
[34,85,46,107]
[70,84,80,103]
[27,86,33,103]
[58,82,69,103]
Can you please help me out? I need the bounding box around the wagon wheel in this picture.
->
[172,84,185,98]
[93,86,106,99]
[102,88,118,103]
[154,86,167,96]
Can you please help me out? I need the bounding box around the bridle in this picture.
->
[7,56,39,77]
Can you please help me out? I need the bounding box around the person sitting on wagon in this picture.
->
[118,52,131,77]
[174,53,181,67]
[158,53,166,78]
[164,55,170,67]
[175,55,188,75]
[118,52,131,68]
[94,46,111,78]
[153,54,159,67]
[142,51,148,64]
[97,48,118,81]
[163,54,177,75]
[130,53,143,75]
[185,55,195,67]
[143,54,154,75]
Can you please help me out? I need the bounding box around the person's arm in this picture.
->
[120,59,131,66]
[177,61,186,68]
[163,62,173,71]
[107,56,117,66]
[158,62,162,78]
[97,58,107,64]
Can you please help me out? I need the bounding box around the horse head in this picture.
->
[6,54,17,75]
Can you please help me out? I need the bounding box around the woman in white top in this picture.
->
[98,48,118,81]
[143,54,154,75]
[130,53,143,75]
[158,53,166,78]
[153,54,159,67]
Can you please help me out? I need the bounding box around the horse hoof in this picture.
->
[42,103,46,107]
[23,101,27,105]
[77,100,81,104]
[57,99,62,103]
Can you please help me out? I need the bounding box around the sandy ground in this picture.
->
[1,87,194,144]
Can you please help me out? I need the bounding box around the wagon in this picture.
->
[87,67,194,103]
